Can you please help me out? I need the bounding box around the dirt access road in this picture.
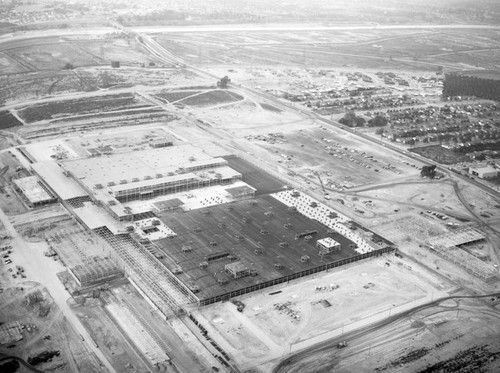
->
[0,208,116,373]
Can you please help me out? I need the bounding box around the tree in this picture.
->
[339,111,357,127]
[368,115,388,127]
[355,116,366,126]
[217,76,231,88]
[62,62,75,70]
[420,165,437,179]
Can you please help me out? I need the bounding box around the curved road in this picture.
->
[273,292,500,373]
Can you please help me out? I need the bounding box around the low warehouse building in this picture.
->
[13,176,56,207]
[316,237,341,253]
[469,165,498,179]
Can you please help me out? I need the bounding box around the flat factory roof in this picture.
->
[225,185,256,197]
[109,173,198,194]
[13,176,54,204]
[31,161,88,200]
[73,202,126,234]
[317,237,340,249]
[61,144,216,187]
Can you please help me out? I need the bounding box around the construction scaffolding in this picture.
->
[429,245,497,282]
[94,226,197,318]
[427,227,486,248]
[45,227,122,287]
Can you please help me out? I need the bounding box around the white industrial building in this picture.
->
[469,165,498,179]
[316,237,341,253]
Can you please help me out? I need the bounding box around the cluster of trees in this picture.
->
[338,111,365,127]
[443,73,500,101]
[338,112,388,128]
[420,165,437,178]
[454,139,500,154]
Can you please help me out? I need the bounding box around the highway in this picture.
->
[130,24,500,34]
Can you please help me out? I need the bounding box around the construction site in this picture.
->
[1,2,500,373]
[16,138,394,316]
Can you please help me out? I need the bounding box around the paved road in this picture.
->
[0,208,116,373]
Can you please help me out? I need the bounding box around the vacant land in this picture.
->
[410,145,470,164]
[154,90,202,103]
[178,90,243,107]
[194,254,451,371]
[73,296,151,373]
[17,93,150,123]
[155,28,500,70]
[0,282,102,372]
[0,111,23,129]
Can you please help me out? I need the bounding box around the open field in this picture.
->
[178,90,243,107]
[154,89,202,103]
[0,111,23,129]
[157,195,359,303]
[154,28,500,70]
[239,125,423,189]
[0,51,27,74]
[17,93,150,123]
[76,38,155,66]
[275,296,500,373]
[0,36,158,72]
[411,145,471,164]
[0,68,205,105]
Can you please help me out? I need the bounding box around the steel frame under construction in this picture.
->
[429,245,497,282]
[93,226,197,318]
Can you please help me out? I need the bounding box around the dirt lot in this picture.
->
[1,35,156,72]
[0,282,101,372]
[0,111,23,130]
[178,90,243,107]
[17,93,150,123]
[65,126,180,157]
[72,295,151,373]
[194,254,452,371]
[0,151,29,216]
[0,67,206,106]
